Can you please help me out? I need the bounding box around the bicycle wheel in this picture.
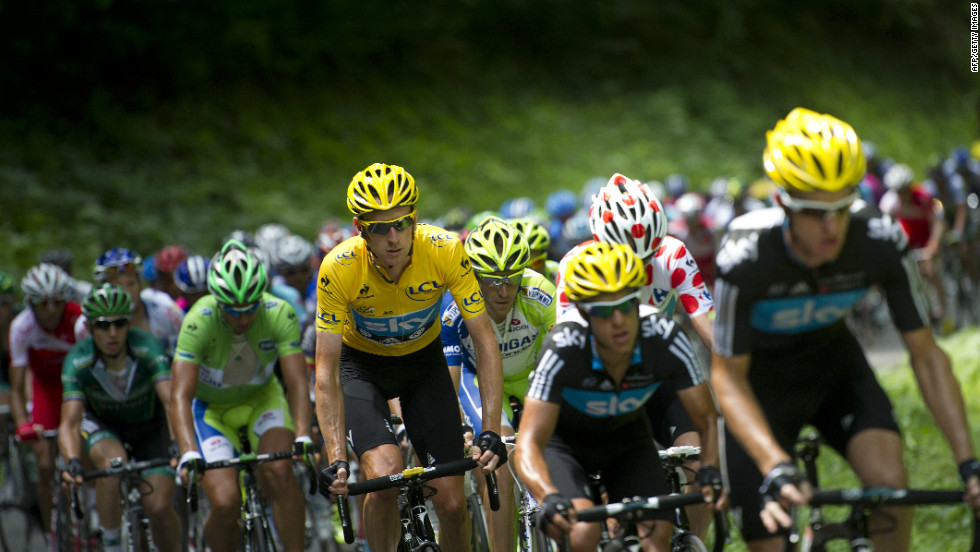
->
[672,532,709,552]
[466,492,490,552]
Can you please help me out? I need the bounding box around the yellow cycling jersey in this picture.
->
[316,223,486,356]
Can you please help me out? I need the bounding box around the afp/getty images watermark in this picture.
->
[972,3,979,72]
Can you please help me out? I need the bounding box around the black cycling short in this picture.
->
[340,337,463,466]
[545,418,673,523]
[80,409,172,475]
[725,330,901,542]
[645,380,696,447]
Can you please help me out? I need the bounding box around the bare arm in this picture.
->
[709,351,789,473]
[57,399,85,483]
[154,379,175,439]
[676,382,720,468]
[903,327,975,463]
[461,312,503,437]
[514,397,561,502]
[687,311,714,351]
[279,351,312,439]
[314,331,347,465]
[169,359,200,456]
[8,363,31,427]
[711,350,807,530]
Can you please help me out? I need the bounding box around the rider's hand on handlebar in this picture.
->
[176,451,206,487]
[474,430,507,473]
[958,458,980,515]
[758,461,811,533]
[537,493,576,539]
[318,460,349,498]
[696,465,728,510]
[61,457,84,486]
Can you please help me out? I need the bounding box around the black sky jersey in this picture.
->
[527,305,703,444]
[713,207,930,358]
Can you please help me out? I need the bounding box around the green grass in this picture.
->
[713,326,980,551]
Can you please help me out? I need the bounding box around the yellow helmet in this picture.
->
[347,163,419,215]
[763,108,866,193]
[563,242,646,302]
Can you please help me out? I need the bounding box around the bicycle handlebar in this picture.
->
[335,457,499,545]
[809,487,967,507]
[83,456,173,480]
[575,491,705,522]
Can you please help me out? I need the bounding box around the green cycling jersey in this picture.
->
[174,293,302,404]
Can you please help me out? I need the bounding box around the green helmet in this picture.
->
[464,217,530,274]
[0,272,14,296]
[82,284,133,320]
[208,239,268,305]
[509,217,551,251]
[465,210,500,231]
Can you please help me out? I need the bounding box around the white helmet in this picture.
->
[884,163,914,191]
[275,235,314,269]
[675,192,705,220]
[254,223,290,259]
[588,173,668,259]
[21,263,73,302]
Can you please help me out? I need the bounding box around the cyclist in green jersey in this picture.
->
[59,284,181,552]
[171,240,315,552]
[441,216,558,551]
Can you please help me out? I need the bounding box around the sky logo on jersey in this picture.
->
[751,289,868,334]
[460,291,485,314]
[352,302,440,339]
[405,280,444,302]
[562,384,660,417]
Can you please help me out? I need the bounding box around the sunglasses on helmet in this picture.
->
[358,211,416,235]
[579,291,642,319]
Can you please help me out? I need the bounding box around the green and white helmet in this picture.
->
[464,217,530,274]
[208,239,268,305]
[82,284,133,320]
[509,217,551,251]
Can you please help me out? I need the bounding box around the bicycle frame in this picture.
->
[81,455,172,552]
[336,457,499,551]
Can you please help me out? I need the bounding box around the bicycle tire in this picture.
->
[466,492,490,552]
[673,532,709,552]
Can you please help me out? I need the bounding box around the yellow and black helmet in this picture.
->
[763,108,866,193]
[347,163,419,215]
[563,242,646,302]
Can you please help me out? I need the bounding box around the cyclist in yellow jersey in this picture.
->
[315,163,507,552]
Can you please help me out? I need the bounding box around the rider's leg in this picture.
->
[357,444,404,552]
[141,473,182,552]
[847,428,911,552]
[256,426,306,552]
[200,467,242,552]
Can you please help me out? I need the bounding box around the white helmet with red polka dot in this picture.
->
[587,173,668,260]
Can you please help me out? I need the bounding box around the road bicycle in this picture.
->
[0,406,45,552]
[77,456,171,552]
[335,457,499,552]
[186,426,311,552]
[506,436,557,552]
[575,490,709,552]
[784,431,979,551]
[658,446,727,552]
